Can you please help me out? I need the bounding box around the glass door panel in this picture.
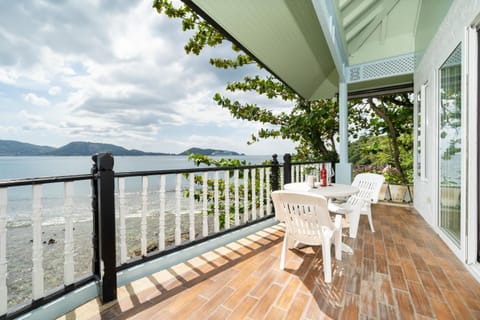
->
[439,45,462,246]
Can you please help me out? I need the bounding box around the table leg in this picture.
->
[342,243,354,254]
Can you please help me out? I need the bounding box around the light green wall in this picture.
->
[414,0,453,67]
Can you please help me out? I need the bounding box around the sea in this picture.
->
[1,155,271,224]
[0,155,272,308]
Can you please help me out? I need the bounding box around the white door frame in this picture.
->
[466,20,480,265]
[434,42,467,261]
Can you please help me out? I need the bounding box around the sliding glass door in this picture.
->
[439,45,462,246]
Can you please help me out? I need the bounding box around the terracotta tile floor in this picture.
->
[59,204,480,319]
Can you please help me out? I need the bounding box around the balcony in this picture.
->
[1,155,479,319]
[58,204,480,319]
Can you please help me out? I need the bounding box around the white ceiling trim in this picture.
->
[347,53,414,83]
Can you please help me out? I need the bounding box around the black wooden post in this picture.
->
[91,159,100,278]
[283,153,292,185]
[271,154,280,191]
[91,153,117,303]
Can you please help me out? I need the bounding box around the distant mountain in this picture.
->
[179,147,244,156]
[0,140,55,156]
[43,141,169,156]
[0,140,243,157]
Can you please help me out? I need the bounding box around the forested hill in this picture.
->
[0,140,243,156]
[179,147,244,156]
[0,140,55,156]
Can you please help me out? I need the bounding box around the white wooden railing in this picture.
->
[0,175,93,319]
[290,162,334,183]
[1,153,417,319]
[2,155,339,319]
[115,167,274,263]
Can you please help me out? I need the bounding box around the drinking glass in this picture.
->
[328,166,335,185]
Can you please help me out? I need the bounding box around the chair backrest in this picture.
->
[351,173,385,203]
[271,191,334,245]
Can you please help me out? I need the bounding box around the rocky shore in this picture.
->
[6,212,208,308]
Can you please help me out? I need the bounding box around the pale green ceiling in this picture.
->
[336,0,418,65]
[188,0,339,100]
[185,0,453,99]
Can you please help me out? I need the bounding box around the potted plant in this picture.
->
[383,166,408,202]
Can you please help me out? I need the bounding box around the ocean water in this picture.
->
[0,155,271,179]
[0,155,272,307]
[1,155,271,225]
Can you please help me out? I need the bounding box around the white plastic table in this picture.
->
[283,182,359,198]
[283,182,359,254]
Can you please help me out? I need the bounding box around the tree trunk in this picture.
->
[367,99,407,183]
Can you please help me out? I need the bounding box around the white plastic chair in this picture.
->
[271,190,343,283]
[328,173,385,238]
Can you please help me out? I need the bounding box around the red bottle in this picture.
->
[320,164,327,187]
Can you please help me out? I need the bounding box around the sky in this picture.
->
[0,0,298,155]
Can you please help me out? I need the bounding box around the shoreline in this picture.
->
[6,212,211,308]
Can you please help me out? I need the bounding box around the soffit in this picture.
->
[335,0,420,65]
[186,0,339,100]
[184,0,452,99]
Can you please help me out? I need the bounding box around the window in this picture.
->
[416,84,427,179]
[439,44,462,245]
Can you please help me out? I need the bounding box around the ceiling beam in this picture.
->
[343,0,379,29]
[348,83,413,99]
[347,0,400,53]
[312,0,348,81]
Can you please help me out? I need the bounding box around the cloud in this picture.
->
[0,68,19,84]
[23,93,50,107]
[48,86,61,95]
[0,0,297,155]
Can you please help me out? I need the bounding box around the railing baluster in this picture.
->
[224,170,230,229]
[259,168,264,218]
[175,174,182,246]
[251,168,256,220]
[63,182,74,285]
[189,173,195,240]
[202,172,208,237]
[266,168,271,215]
[213,171,219,232]
[141,176,148,256]
[159,175,166,251]
[32,184,44,300]
[281,169,284,188]
[0,188,7,315]
[119,177,127,263]
[243,169,249,223]
[234,169,239,226]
